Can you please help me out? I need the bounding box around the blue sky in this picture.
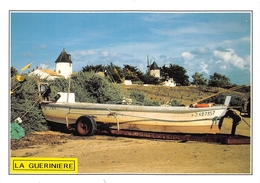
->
[10,11,251,85]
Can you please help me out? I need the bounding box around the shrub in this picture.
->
[170,100,181,106]
[71,71,126,103]
[46,71,126,103]
[129,90,146,103]
[143,98,160,106]
[10,76,48,133]
[128,89,160,106]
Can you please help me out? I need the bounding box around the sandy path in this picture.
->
[11,117,251,174]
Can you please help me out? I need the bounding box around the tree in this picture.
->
[11,66,18,77]
[142,73,160,85]
[123,64,144,83]
[191,71,207,86]
[108,63,124,83]
[82,64,105,72]
[208,72,232,88]
[82,63,124,83]
[81,63,146,84]
[161,64,190,86]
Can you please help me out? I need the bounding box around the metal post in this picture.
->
[67,75,71,103]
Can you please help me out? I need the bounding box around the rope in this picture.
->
[11,83,22,93]
[108,112,120,130]
[13,85,48,122]
[229,109,250,128]
[20,100,39,119]
[195,85,248,103]
[105,66,123,100]
[241,118,251,128]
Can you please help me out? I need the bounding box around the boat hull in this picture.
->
[40,102,228,134]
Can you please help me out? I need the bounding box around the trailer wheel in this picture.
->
[75,116,97,136]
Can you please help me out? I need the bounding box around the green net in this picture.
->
[10,123,25,140]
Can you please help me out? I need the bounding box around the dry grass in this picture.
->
[122,84,246,106]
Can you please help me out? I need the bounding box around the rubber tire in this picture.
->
[75,116,97,136]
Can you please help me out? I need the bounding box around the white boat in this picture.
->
[39,90,231,136]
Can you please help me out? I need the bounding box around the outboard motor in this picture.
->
[53,94,61,102]
[39,83,51,101]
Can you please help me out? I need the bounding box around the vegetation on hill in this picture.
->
[81,63,237,88]
[122,84,250,107]
[50,71,126,103]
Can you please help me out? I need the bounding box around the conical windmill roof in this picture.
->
[150,61,160,70]
[55,49,72,63]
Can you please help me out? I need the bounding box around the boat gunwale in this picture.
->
[40,101,228,113]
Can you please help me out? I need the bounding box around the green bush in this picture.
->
[143,98,160,106]
[45,71,126,103]
[170,100,181,106]
[129,90,145,103]
[70,71,126,103]
[128,89,160,106]
[236,85,250,93]
[10,76,48,133]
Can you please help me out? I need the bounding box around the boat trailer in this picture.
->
[97,129,250,145]
[96,109,250,145]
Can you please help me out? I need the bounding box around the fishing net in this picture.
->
[10,122,25,140]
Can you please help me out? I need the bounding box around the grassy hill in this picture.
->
[122,84,250,107]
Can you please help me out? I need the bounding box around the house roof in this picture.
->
[55,49,72,63]
[28,68,62,80]
[150,61,160,70]
[38,69,61,76]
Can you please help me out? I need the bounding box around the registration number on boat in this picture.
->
[194,111,215,117]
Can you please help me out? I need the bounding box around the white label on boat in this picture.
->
[192,111,216,117]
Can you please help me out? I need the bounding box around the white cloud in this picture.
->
[213,50,232,61]
[213,48,247,69]
[39,63,48,69]
[75,50,97,56]
[200,62,209,75]
[220,65,227,70]
[191,46,210,55]
[70,49,99,65]
[101,50,110,57]
[22,52,33,57]
[141,13,183,23]
[221,36,250,47]
[39,44,47,49]
[181,52,194,61]
[231,53,245,68]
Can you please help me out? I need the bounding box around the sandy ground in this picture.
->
[10,117,251,174]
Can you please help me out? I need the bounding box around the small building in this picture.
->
[163,78,176,87]
[123,80,132,85]
[149,61,160,78]
[29,49,73,80]
[55,49,73,79]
